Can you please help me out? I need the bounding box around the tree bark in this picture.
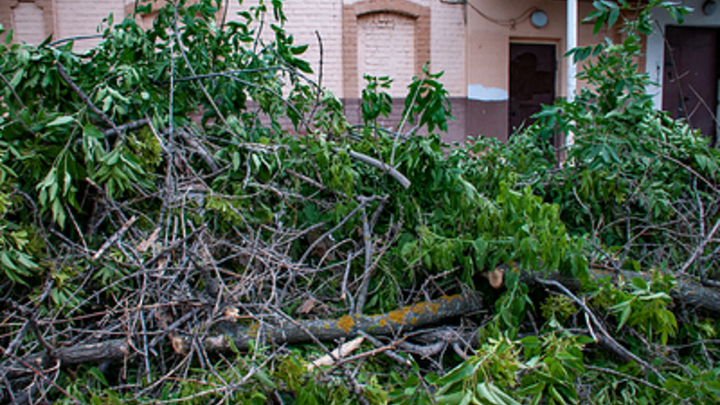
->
[3,269,716,378]
[190,293,483,353]
[1,293,483,377]
[532,268,720,316]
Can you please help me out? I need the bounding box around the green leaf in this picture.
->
[630,277,648,291]
[253,369,276,389]
[593,14,607,35]
[607,7,620,28]
[47,116,75,127]
[9,68,24,88]
[84,124,104,139]
[438,361,476,386]
[548,385,568,405]
[87,366,109,387]
[520,336,541,348]
[290,44,308,55]
[15,252,38,270]
[488,383,521,405]
[617,304,632,331]
[436,392,465,405]
[1,252,17,272]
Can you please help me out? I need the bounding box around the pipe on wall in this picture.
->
[566,0,577,148]
[566,0,577,102]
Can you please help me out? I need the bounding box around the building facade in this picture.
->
[2,0,718,143]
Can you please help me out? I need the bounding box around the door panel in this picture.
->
[663,26,719,141]
[509,43,556,137]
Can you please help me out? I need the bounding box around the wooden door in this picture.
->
[663,26,719,142]
[509,43,556,137]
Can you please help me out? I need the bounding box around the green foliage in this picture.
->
[388,361,434,405]
[594,272,678,345]
[402,63,453,133]
[427,332,591,405]
[397,174,587,292]
[397,2,720,404]
[484,0,720,275]
[0,224,40,284]
[361,74,393,128]
[540,295,576,325]
[1,0,719,404]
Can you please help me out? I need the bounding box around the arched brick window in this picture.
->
[343,0,430,98]
[357,11,416,97]
[0,0,55,45]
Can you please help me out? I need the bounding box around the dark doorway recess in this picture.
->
[663,26,720,145]
[509,43,556,138]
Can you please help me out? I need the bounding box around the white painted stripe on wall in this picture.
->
[467,84,508,101]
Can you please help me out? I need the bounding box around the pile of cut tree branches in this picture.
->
[0,1,719,404]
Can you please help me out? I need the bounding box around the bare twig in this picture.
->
[585,365,682,401]
[346,150,411,189]
[535,277,666,382]
[270,307,370,405]
[100,118,149,136]
[144,224,207,268]
[357,330,411,367]
[354,206,373,314]
[92,216,138,260]
[0,347,81,404]
[678,214,720,275]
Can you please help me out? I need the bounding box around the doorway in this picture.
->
[663,26,720,144]
[508,43,557,138]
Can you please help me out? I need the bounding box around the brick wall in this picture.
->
[282,0,345,98]
[430,0,466,96]
[54,0,127,50]
[7,0,608,144]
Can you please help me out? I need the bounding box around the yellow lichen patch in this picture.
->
[411,317,418,324]
[324,322,330,329]
[378,317,387,327]
[337,315,356,333]
[247,323,259,338]
[412,301,440,316]
[387,307,410,324]
[440,294,460,303]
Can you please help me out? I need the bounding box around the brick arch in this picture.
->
[0,0,55,44]
[343,0,430,98]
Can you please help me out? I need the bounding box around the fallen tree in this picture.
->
[0,0,719,404]
[0,293,483,378]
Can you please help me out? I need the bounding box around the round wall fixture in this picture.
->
[703,0,717,16]
[530,10,548,28]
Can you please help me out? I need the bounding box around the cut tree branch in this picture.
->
[54,62,125,145]
[1,293,482,376]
